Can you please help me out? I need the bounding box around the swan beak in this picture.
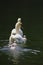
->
[19,22,22,25]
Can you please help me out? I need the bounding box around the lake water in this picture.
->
[0,32,43,65]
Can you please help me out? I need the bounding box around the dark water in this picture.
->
[0,36,43,65]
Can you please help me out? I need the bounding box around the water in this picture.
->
[0,39,42,65]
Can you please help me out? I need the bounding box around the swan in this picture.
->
[8,18,27,59]
[9,34,27,44]
[11,18,23,36]
[9,18,27,45]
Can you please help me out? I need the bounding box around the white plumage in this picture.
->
[9,18,27,45]
[11,28,23,36]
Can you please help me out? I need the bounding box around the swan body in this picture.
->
[9,34,27,44]
[9,18,27,46]
[11,28,23,36]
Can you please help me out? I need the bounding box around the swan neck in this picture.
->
[15,26,20,34]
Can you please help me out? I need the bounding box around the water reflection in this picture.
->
[0,40,41,65]
[8,45,24,64]
[0,40,42,65]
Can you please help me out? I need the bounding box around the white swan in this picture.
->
[9,18,27,45]
[11,18,23,36]
[9,34,27,44]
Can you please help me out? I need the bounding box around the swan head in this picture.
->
[15,18,22,33]
[17,18,21,22]
[17,18,22,25]
[15,18,22,27]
